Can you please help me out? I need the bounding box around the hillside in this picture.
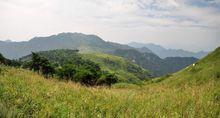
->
[113,49,198,76]
[128,42,208,59]
[82,53,150,82]
[0,33,132,59]
[156,47,220,85]
[0,47,219,117]
[20,49,151,83]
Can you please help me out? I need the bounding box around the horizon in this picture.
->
[0,32,215,52]
[0,0,220,52]
[0,32,211,53]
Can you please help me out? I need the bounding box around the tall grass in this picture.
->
[0,65,219,117]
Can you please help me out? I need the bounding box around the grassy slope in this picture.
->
[154,47,220,86]
[0,48,220,117]
[82,53,150,83]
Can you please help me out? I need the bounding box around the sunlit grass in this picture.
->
[0,64,219,117]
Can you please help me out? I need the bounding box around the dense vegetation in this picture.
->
[21,51,118,86]
[82,53,151,82]
[21,49,151,83]
[0,47,219,117]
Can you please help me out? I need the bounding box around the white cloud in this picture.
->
[0,0,219,51]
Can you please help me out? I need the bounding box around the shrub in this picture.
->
[56,64,76,81]
[97,71,118,86]
[74,69,99,86]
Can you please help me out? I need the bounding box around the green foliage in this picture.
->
[75,69,99,86]
[30,52,42,72]
[22,50,119,86]
[21,49,150,84]
[57,64,76,81]
[82,53,150,83]
[97,71,118,86]
[29,52,55,78]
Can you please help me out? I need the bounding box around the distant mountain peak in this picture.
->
[0,32,132,59]
[128,42,208,59]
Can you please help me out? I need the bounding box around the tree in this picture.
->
[97,71,118,86]
[73,61,101,86]
[41,63,55,78]
[30,52,42,73]
[74,69,98,86]
[57,64,76,81]
[30,52,55,78]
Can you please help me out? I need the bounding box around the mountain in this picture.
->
[113,49,198,76]
[128,42,208,59]
[0,33,132,59]
[0,47,219,117]
[0,32,197,76]
[20,49,151,83]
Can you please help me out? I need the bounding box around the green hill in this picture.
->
[20,49,151,83]
[154,47,220,86]
[0,47,219,117]
[82,53,150,82]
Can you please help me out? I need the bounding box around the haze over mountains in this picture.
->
[0,32,200,77]
[0,33,132,59]
[1,32,207,59]
[128,42,208,59]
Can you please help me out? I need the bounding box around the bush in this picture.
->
[74,69,99,86]
[97,71,118,86]
[56,64,76,81]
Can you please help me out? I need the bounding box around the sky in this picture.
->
[0,0,220,52]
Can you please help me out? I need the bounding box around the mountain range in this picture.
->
[128,42,208,59]
[0,33,132,59]
[0,32,199,76]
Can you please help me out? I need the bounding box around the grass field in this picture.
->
[0,47,220,117]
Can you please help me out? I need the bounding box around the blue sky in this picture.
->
[0,0,220,52]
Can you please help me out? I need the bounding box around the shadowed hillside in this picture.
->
[114,49,198,76]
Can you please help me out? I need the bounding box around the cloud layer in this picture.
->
[0,0,220,51]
